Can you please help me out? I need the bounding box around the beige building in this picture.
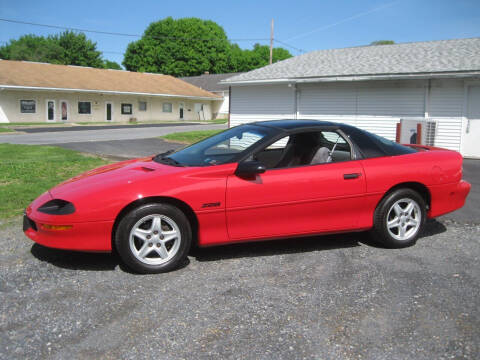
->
[0,60,222,123]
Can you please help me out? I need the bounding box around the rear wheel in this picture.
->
[371,189,426,248]
[115,203,192,273]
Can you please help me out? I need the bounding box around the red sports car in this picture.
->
[24,120,471,273]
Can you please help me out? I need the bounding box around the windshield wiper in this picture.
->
[154,149,174,159]
[153,150,184,166]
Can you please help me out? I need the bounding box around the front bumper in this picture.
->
[23,191,114,252]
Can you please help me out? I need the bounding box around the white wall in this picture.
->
[297,80,426,140]
[230,84,295,127]
[230,78,478,155]
[428,79,464,152]
[0,89,216,123]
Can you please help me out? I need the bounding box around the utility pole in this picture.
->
[269,18,274,65]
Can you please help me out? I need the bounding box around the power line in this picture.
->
[0,17,270,43]
[284,0,399,42]
[0,17,306,56]
[274,39,305,53]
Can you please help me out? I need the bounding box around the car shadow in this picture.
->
[30,244,121,272]
[191,232,364,262]
[419,219,448,237]
[191,219,448,262]
[30,244,190,274]
[30,219,447,271]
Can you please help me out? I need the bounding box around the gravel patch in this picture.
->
[1,219,479,359]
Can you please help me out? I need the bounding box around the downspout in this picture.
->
[228,86,232,128]
[293,83,298,120]
[424,79,431,119]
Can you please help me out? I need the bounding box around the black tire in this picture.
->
[115,203,192,274]
[371,188,426,248]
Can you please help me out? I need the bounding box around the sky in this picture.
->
[1,0,479,66]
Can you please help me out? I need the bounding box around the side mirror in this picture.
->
[235,160,266,177]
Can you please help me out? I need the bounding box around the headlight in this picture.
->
[38,199,75,215]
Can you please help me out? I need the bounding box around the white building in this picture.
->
[223,38,480,158]
[0,60,222,123]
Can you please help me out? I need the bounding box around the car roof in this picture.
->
[253,119,339,130]
[249,119,416,158]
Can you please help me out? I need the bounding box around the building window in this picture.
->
[138,101,147,111]
[78,102,91,114]
[20,100,36,113]
[194,103,204,113]
[163,103,173,113]
[121,103,133,115]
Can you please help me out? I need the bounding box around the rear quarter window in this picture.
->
[343,126,416,158]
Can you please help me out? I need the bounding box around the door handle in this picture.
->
[343,173,361,180]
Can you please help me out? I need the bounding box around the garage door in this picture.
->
[230,84,295,127]
[298,82,425,139]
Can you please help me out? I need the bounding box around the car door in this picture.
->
[225,130,367,241]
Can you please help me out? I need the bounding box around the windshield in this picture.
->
[157,125,276,167]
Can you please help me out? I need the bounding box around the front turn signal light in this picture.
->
[40,224,73,231]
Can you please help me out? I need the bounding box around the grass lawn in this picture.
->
[0,127,16,133]
[0,144,111,219]
[203,118,228,124]
[161,129,223,144]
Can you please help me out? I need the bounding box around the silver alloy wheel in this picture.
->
[129,214,181,265]
[386,198,422,241]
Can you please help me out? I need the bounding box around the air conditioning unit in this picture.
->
[397,118,436,146]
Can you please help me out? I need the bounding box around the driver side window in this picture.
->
[252,130,352,169]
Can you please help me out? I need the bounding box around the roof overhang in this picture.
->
[0,85,223,101]
[222,71,480,86]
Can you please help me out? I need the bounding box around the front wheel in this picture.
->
[115,203,192,273]
[371,189,426,248]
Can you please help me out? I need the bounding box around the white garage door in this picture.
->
[229,84,295,127]
[298,82,425,139]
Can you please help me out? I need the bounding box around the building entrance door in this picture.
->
[106,102,113,121]
[46,100,55,122]
[179,102,184,120]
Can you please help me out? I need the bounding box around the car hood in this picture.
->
[49,156,188,199]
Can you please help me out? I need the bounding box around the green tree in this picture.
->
[0,31,104,68]
[247,43,291,69]
[52,31,103,67]
[103,60,122,70]
[123,17,233,76]
[123,17,293,76]
[0,34,63,63]
[370,40,395,46]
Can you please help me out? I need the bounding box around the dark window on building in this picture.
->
[47,101,55,120]
[121,103,133,115]
[78,102,91,114]
[20,100,36,113]
[162,103,173,113]
[138,101,147,111]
